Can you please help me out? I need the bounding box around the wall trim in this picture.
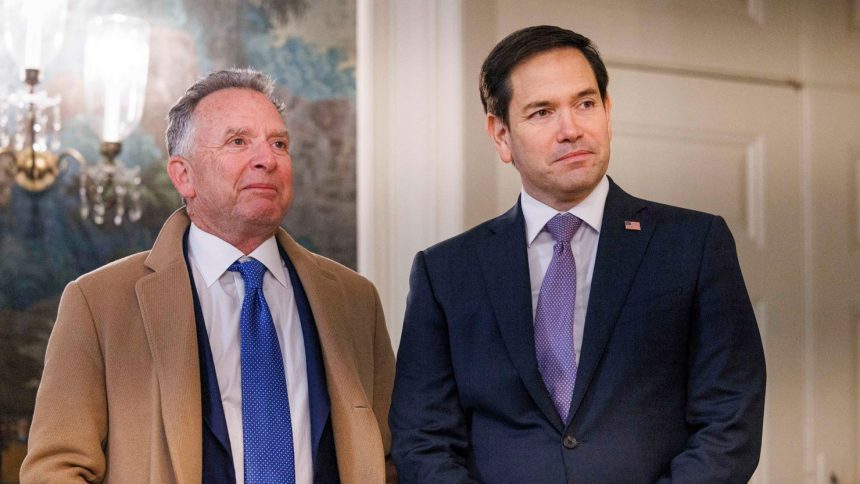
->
[356,0,464,349]
[800,85,817,484]
[606,59,802,90]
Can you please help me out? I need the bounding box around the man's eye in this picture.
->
[531,109,550,118]
[273,140,288,150]
[580,100,595,109]
[230,138,246,146]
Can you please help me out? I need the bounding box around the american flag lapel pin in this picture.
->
[624,220,641,231]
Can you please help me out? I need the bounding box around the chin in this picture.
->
[238,205,288,226]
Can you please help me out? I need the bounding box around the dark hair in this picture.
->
[479,25,608,125]
[165,68,285,157]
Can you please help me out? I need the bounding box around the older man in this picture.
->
[390,26,765,483]
[22,69,395,483]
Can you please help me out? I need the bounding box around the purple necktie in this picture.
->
[534,213,583,424]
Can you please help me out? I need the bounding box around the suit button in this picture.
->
[563,435,578,449]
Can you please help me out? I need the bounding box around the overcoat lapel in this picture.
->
[477,202,565,432]
[136,209,202,483]
[277,231,383,481]
[277,231,371,410]
[567,180,653,423]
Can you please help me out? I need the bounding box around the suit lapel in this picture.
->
[568,180,653,422]
[477,202,565,431]
[136,209,202,483]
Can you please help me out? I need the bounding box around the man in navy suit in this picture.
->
[389,25,765,483]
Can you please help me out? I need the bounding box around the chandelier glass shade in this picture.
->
[0,5,151,226]
[1,0,67,74]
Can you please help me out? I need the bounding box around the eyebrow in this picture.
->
[221,127,290,140]
[520,87,600,113]
[268,129,290,140]
[221,127,251,140]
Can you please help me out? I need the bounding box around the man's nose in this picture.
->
[556,109,584,143]
[250,141,277,170]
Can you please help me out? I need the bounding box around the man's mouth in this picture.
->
[242,183,277,192]
[555,150,592,163]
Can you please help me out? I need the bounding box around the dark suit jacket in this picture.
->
[390,179,765,483]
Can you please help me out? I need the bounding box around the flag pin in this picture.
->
[624,220,641,231]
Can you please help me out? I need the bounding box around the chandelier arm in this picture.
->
[56,148,87,176]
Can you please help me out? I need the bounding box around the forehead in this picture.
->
[508,48,597,104]
[194,87,285,132]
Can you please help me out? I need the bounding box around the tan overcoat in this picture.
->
[20,209,397,483]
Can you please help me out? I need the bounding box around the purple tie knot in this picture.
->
[545,213,583,243]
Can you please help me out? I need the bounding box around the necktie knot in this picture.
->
[545,213,583,243]
[229,258,266,291]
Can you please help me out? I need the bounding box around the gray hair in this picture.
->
[165,68,286,157]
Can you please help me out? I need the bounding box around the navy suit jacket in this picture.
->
[390,179,766,483]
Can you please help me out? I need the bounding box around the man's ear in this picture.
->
[167,155,196,200]
[486,113,514,164]
[604,93,612,141]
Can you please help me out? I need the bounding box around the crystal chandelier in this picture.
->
[0,1,151,226]
[0,0,67,203]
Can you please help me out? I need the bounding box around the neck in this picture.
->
[526,190,587,213]
[230,238,271,256]
[190,219,277,255]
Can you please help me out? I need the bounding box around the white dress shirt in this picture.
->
[187,223,313,484]
[521,175,609,366]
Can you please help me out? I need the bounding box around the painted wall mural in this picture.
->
[0,0,356,479]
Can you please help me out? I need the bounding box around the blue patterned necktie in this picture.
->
[534,213,583,424]
[229,258,296,484]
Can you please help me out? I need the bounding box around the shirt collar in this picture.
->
[521,175,609,247]
[187,223,288,288]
